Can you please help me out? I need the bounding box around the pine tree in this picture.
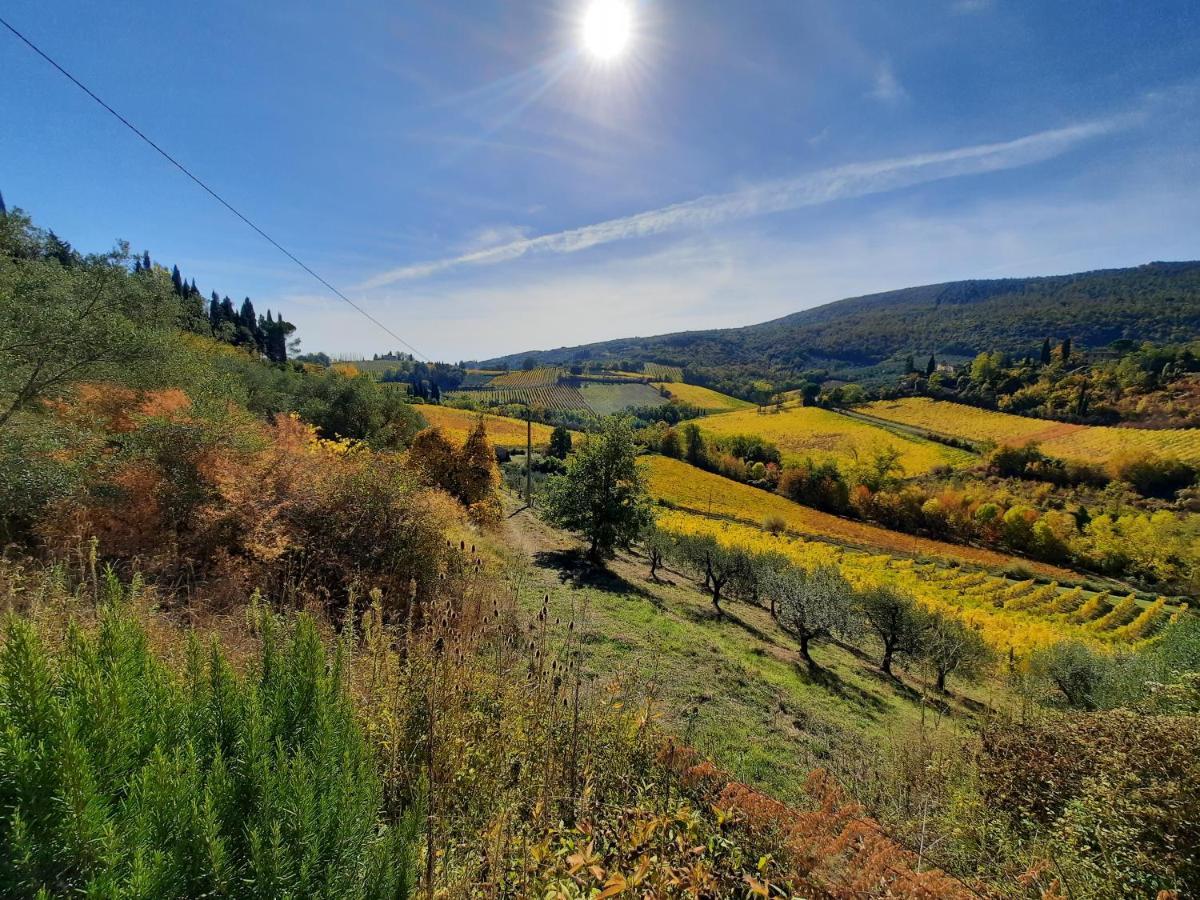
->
[1041,337,1052,365]
[171,265,183,295]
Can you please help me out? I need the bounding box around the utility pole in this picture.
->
[525,407,533,507]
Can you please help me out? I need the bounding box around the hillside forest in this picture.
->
[2,205,1199,899]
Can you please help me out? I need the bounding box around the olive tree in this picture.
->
[767,564,855,672]
[856,586,925,676]
[919,610,992,693]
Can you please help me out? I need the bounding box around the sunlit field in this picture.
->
[641,455,1070,576]
[697,404,975,474]
[417,405,555,447]
[656,382,754,412]
[864,397,1200,465]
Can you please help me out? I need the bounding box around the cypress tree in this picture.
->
[925,354,936,377]
[1041,337,1052,365]
[0,189,6,217]
[133,258,142,273]
[1061,337,1072,365]
[208,294,221,330]
[239,297,257,331]
[171,265,183,295]
[142,250,151,271]
[904,354,915,374]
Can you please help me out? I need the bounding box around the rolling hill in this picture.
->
[480,262,1200,391]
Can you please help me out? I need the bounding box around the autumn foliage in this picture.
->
[37,385,467,612]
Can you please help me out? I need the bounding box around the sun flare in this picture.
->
[581,0,632,60]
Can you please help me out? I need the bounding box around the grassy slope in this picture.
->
[641,455,1073,578]
[697,405,975,474]
[491,506,974,802]
[863,398,1200,465]
[656,382,754,412]
[577,381,667,415]
[418,405,556,447]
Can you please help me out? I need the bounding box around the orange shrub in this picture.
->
[41,398,466,612]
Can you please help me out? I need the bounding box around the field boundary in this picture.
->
[836,406,988,454]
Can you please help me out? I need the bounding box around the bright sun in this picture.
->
[581,0,632,60]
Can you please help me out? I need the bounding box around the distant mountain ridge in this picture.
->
[481,261,1200,389]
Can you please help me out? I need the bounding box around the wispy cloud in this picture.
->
[867,60,908,104]
[951,0,994,12]
[359,115,1134,290]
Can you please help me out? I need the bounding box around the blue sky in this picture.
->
[2,0,1198,360]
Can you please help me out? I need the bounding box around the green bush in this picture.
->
[0,594,418,898]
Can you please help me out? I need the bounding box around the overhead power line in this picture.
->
[0,15,428,361]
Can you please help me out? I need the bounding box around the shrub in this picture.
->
[0,597,419,897]
[762,513,786,535]
[1110,452,1196,498]
[41,409,461,613]
[980,711,1200,895]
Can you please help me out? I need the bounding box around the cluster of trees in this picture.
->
[201,287,295,362]
[379,360,467,396]
[165,255,295,363]
[885,336,1200,428]
[644,527,992,690]
[640,421,783,483]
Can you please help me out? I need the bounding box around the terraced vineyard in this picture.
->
[641,455,1070,577]
[656,510,1178,656]
[863,397,1200,465]
[657,382,753,413]
[417,405,556,447]
[446,384,588,412]
[489,367,565,387]
[642,363,684,382]
[697,404,975,474]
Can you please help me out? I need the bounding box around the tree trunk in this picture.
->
[880,642,894,676]
[935,669,947,693]
[798,632,820,672]
[711,580,724,617]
